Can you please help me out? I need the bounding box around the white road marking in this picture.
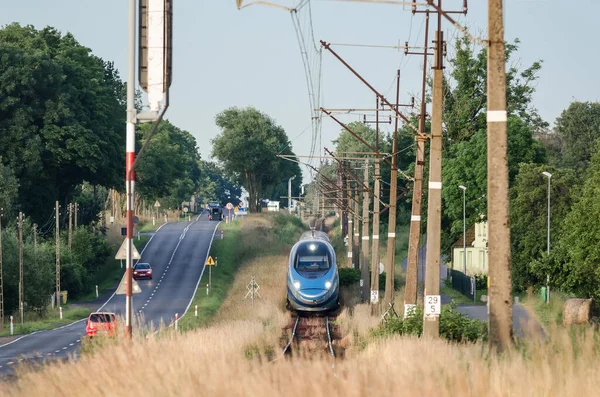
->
[47,353,52,356]
[69,343,74,346]
[62,347,67,350]
[55,350,60,353]
[76,339,80,342]
[7,362,13,365]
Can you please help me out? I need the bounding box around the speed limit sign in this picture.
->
[226,202,234,210]
[425,295,441,317]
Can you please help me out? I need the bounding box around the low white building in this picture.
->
[451,221,489,275]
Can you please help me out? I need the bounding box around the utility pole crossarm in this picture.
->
[320,40,423,136]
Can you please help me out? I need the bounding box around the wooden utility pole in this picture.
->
[370,158,381,310]
[68,203,73,249]
[360,159,371,302]
[383,70,401,309]
[55,201,61,308]
[422,3,444,338]
[353,184,360,269]
[74,202,78,230]
[18,212,24,324]
[487,0,513,351]
[0,211,4,330]
[404,10,431,318]
[33,223,37,249]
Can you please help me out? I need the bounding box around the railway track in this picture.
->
[281,314,340,359]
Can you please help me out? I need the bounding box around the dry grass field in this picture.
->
[2,214,599,396]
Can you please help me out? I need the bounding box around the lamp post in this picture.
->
[459,185,467,274]
[542,171,552,304]
[288,175,296,215]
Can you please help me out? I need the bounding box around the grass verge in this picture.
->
[0,307,91,337]
[441,285,488,306]
[523,288,572,328]
[178,220,241,331]
[75,235,151,302]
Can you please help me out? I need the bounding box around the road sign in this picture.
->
[226,202,234,210]
[115,274,142,295]
[379,262,385,275]
[115,239,141,260]
[133,216,140,224]
[234,206,239,213]
[424,295,441,317]
[183,207,189,213]
[206,256,216,266]
[154,200,161,207]
[370,290,379,304]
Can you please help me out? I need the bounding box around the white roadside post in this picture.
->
[194,305,198,317]
[59,306,63,320]
[96,285,99,298]
[175,313,178,330]
[10,315,13,335]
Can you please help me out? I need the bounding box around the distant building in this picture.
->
[451,221,489,275]
[266,201,280,212]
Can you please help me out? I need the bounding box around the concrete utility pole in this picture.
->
[18,212,24,324]
[68,203,73,249]
[353,184,360,269]
[383,70,401,309]
[55,201,60,308]
[0,210,4,330]
[346,176,353,269]
[422,3,444,338]
[404,10,430,317]
[288,175,296,214]
[487,0,513,351]
[360,159,371,302]
[33,223,37,249]
[370,158,381,310]
[74,203,78,231]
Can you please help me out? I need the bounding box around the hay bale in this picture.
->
[563,298,594,326]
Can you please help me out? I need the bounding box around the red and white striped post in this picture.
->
[10,315,13,335]
[215,257,218,267]
[174,313,178,330]
[124,0,136,340]
[194,305,198,317]
[95,285,99,298]
[59,306,63,320]
[206,283,209,295]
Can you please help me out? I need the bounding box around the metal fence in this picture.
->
[449,268,476,302]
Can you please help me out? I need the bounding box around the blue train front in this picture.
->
[286,230,340,312]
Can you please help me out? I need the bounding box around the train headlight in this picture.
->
[308,243,317,251]
[293,280,301,290]
[325,281,332,290]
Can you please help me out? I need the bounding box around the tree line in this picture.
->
[0,23,241,316]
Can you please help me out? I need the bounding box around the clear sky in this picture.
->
[2,0,599,183]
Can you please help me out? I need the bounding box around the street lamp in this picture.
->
[541,171,552,304]
[459,185,467,274]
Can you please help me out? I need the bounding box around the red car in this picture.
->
[85,312,117,338]
[133,263,153,280]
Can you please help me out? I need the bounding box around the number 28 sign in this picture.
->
[425,295,441,317]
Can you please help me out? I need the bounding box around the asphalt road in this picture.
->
[0,211,219,377]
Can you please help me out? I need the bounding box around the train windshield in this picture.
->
[294,243,332,272]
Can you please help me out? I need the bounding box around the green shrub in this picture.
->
[372,302,487,343]
[339,268,361,286]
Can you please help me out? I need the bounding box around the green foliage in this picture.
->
[441,117,546,254]
[135,120,201,205]
[0,160,18,216]
[211,107,302,212]
[71,226,113,275]
[444,36,547,143]
[339,268,361,286]
[510,164,578,291]
[196,160,242,206]
[554,101,600,171]
[0,24,126,223]
[551,141,600,299]
[372,303,487,343]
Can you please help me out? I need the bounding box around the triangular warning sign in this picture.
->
[115,239,141,260]
[206,256,215,266]
[115,273,142,295]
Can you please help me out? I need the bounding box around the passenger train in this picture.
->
[286,229,340,313]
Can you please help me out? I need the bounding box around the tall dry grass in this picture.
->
[4,322,600,396]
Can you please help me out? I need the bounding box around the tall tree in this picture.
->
[509,164,578,291]
[212,107,301,212]
[554,101,600,171]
